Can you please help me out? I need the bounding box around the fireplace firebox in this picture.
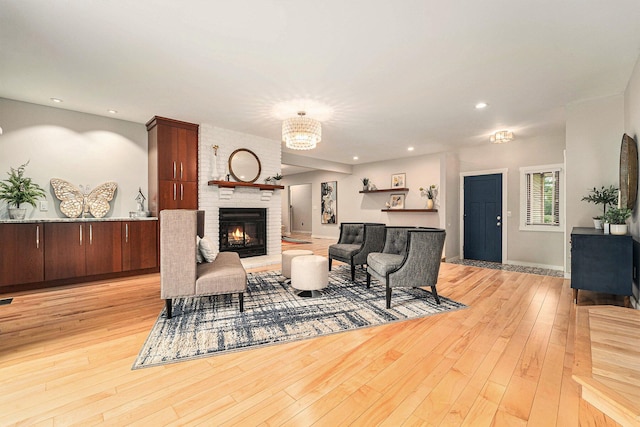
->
[219,208,267,258]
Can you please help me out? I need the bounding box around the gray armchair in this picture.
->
[328,222,386,281]
[367,227,446,308]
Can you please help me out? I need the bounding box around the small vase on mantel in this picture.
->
[426,199,434,210]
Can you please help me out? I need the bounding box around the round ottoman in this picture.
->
[291,255,328,297]
[282,249,314,279]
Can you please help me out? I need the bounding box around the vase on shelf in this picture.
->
[426,199,434,209]
[8,207,26,220]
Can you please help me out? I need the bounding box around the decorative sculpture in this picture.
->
[135,187,146,212]
[50,178,117,218]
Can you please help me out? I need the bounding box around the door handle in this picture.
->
[89,224,93,245]
[36,225,40,249]
[79,225,83,245]
[180,162,183,180]
[125,223,129,243]
[180,184,184,200]
[173,161,176,179]
[497,215,501,220]
[173,183,177,200]
[497,222,501,226]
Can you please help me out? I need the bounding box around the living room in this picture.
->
[2,1,640,425]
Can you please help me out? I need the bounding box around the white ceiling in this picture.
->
[2,1,640,167]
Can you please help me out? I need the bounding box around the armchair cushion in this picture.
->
[367,253,404,277]
[329,243,362,260]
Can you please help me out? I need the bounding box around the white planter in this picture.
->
[593,218,603,229]
[8,208,26,220]
[610,224,628,235]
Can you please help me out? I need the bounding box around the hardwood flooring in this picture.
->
[0,234,626,426]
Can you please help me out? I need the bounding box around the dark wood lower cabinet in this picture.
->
[0,223,44,286]
[44,223,87,281]
[122,220,157,271]
[86,222,123,276]
[1,219,157,289]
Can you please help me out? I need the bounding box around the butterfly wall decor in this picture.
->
[50,178,117,218]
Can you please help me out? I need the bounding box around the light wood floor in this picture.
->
[0,234,626,426]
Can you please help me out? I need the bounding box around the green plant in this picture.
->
[0,161,46,209]
[581,185,618,218]
[603,207,632,224]
[273,173,283,181]
[361,177,369,186]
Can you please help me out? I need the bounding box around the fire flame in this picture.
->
[232,228,243,239]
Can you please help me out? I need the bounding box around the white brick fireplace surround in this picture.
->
[198,124,282,268]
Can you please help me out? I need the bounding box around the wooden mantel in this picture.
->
[207,180,284,190]
[208,180,284,201]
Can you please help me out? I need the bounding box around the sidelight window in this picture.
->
[520,164,563,232]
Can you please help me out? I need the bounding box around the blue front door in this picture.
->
[464,174,502,262]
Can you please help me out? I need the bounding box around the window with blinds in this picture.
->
[520,164,563,232]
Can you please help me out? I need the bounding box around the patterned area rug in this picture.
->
[133,266,466,369]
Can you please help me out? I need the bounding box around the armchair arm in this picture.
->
[388,229,445,288]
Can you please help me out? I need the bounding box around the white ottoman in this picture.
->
[291,255,328,297]
[282,249,314,279]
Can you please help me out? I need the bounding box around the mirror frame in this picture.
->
[620,133,638,210]
[228,148,262,183]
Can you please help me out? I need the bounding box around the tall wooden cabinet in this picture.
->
[146,116,199,215]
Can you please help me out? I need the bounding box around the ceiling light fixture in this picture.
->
[475,102,488,109]
[108,109,118,114]
[353,156,359,160]
[282,111,322,150]
[407,147,414,151]
[490,130,514,144]
[50,98,63,103]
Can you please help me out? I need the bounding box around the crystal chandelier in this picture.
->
[490,130,514,144]
[282,111,322,150]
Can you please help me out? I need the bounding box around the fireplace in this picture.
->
[219,208,267,258]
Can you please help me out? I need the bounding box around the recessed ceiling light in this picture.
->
[475,102,488,109]
[108,109,118,114]
[408,147,414,151]
[353,156,359,160]
[50,98,63,103]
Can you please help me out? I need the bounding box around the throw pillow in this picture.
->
[199,236,216,263]
[196,236,204,263]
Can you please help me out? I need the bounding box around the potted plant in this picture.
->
[0,161,46,220]
[419,184,438,209]
[603,207,632,235]
[581,185,618,229]
[361,177,370,191]
[272,173,283,183]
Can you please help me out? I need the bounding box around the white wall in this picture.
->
[456,132,566,269]
[565,94,625,271]
[0,98,148,219]
[282,153,443,241]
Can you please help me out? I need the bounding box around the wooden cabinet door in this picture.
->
[85,222,122,276]
[159,180,180,210]
[178,127,198,182]
[157,125,180,181]
[0,223,44,286]
[45,223,86,281]
[122,221,158,271]
[178,181,198,209]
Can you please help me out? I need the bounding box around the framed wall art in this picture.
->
[321,181,337,224]
[389,193,405,209]
[391,173,406,188]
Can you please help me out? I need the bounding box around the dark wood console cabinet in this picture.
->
[0,219,157,290]
[570,227,632,307]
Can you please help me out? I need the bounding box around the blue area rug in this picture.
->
[133,266,466,369]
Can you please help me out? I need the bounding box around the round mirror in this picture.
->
[229,148,261,183]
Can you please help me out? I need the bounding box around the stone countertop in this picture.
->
[0,216,158,224]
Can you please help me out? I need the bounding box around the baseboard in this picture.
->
[446,256,460,262]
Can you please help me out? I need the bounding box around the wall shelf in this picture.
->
[208,180,284,201]
[208,180,284,190]
[360,187,409,193]
[381,209,438,212]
